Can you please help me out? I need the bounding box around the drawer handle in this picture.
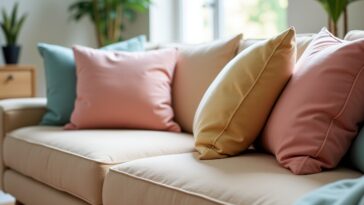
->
[5,75,14,82]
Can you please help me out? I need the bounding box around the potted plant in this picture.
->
[69,0,151,47]
[1,3,27,64]
[315,0,362,36]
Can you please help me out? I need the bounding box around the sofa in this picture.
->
[1,31,363,205]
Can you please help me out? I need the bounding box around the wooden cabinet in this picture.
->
[0,65,35,99]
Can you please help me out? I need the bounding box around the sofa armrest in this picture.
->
[0,98,46,133]
[0,98,46,189]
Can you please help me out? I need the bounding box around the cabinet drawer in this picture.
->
[0,70,33,99]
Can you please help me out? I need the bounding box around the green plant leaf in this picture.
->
[0,3,27,44]
[69,0,95,21]
[0,23,11,44]
[123,9,136,21]
[2,9,10,30]
[124,2,147,12]
[69,0,151,46]
[2,9,11,43]
[10,2,18,28]
[12,14,27,44]
[315,0,347,23]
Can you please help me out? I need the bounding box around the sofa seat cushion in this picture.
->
[3,126,194,205]
[103,152,361,205]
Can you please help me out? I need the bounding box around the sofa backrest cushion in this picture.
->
[345,30,364,41]
[193,28,296,159]
[238,34,313,60]
[145,34,312,134]
[295,34,315,60]
[65,46,180,131]
[261,28,364,175]
[170,34,242,133]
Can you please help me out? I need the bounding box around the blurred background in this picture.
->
[1,0,364,96]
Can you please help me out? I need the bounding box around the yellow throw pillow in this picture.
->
[193,28,296,160]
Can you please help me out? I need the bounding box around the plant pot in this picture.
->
[2,45,21,64]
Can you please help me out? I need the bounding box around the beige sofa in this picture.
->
[1,33,363,205]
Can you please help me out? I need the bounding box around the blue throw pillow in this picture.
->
[38,35,146,125]
[350,126,364,172]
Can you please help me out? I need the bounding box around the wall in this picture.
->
[288,0,364,36]
[0,0,149,96]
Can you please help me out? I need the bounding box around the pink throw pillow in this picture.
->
[65,46,180,131]
[261,28,364,174]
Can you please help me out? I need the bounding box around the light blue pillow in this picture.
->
[350,126,364,172]
[294,177,364,205]
[38,35,146,125]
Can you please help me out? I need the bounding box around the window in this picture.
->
[179,0,288,43]
[180,0,215,43]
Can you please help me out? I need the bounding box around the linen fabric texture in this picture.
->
[193,28,296,159]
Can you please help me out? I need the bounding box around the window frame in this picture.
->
[178,0,223,42]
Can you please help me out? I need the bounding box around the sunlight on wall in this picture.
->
[181,0,215,43]
[223,0,288,38]
[180,0,288,43]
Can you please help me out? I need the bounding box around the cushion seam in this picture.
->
[8,168,103,205]
[211,30,292,148]
[3,107,45,112]
[315,64,364,157]
[4,169,102,205]
[296,156,310,174]
[6,133,119,165]
[109,168,231,205]
[299,64,364,173]
[5,137,108,205]
[324,29,344,43]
